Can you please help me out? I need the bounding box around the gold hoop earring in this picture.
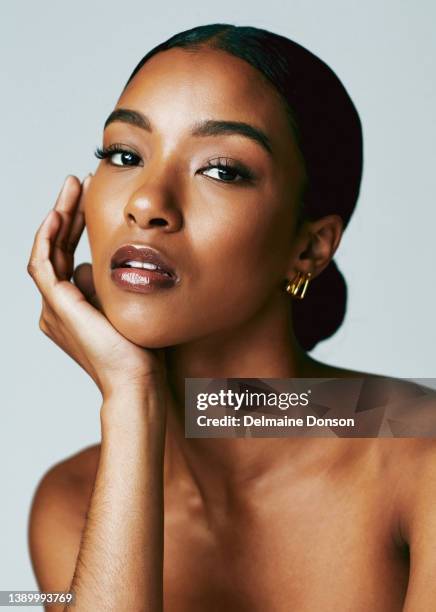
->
[285,271,312,300]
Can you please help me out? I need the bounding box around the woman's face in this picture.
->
[85,47,306,348]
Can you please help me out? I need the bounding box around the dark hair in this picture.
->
[124,24,363,351]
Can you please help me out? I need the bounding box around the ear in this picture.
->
[287,214,344,280]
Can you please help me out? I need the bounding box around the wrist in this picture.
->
[101,369,166,400]
[100,383,167,433]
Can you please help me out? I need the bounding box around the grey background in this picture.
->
[1,0,435,600]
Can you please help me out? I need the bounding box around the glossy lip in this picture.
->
[110,244,178,279]
[111,267,177,292]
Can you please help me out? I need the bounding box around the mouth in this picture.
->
[110,244,179,292]
[110,244,177,279]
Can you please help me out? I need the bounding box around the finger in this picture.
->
[53,176,82,249]
[73,263,95,300]
[73,263,102,310]
[66,174,92,254]
[27,209,62,297]
[52,176,82,278]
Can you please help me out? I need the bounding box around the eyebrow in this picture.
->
[104,108,273,155]
[104,108,151,132]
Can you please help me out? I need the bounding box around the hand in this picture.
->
[27,175,168,399]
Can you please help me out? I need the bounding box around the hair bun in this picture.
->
[291,259,347,351]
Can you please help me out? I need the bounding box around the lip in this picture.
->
[110,244,179,293]
[111,244,177,276]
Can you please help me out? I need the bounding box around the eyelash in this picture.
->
[94,144,142,167]
[94,144,254,184]
[200,157,254,183]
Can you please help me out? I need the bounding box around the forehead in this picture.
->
[116,47,295,151]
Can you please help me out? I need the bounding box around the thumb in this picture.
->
[73,263,101,310]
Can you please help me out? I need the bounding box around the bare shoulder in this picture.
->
[363,436,436,552]
[28,444,101,604]
[308,359,436,522]
[389,438,436,609]
[396,437,436,525]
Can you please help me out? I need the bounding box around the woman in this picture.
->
[27,23,436,611]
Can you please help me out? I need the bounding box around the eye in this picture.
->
[199,157,254,184]
[94,144,142,167]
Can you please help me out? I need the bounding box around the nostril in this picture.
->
[150,218,167,226]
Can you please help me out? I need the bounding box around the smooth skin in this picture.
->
[27,47,436,611]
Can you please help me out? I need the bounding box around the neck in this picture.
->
[166,297,309,398]
[161,295,330,512]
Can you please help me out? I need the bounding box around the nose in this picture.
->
[123,180,183,232]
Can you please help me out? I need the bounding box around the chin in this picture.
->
[102,306,188,349]
[106,313,170,348]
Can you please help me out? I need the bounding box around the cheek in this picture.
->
[84,185,122,280]
[210,199,292,278]
[85,209,110,294]
[186,202,292,327]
